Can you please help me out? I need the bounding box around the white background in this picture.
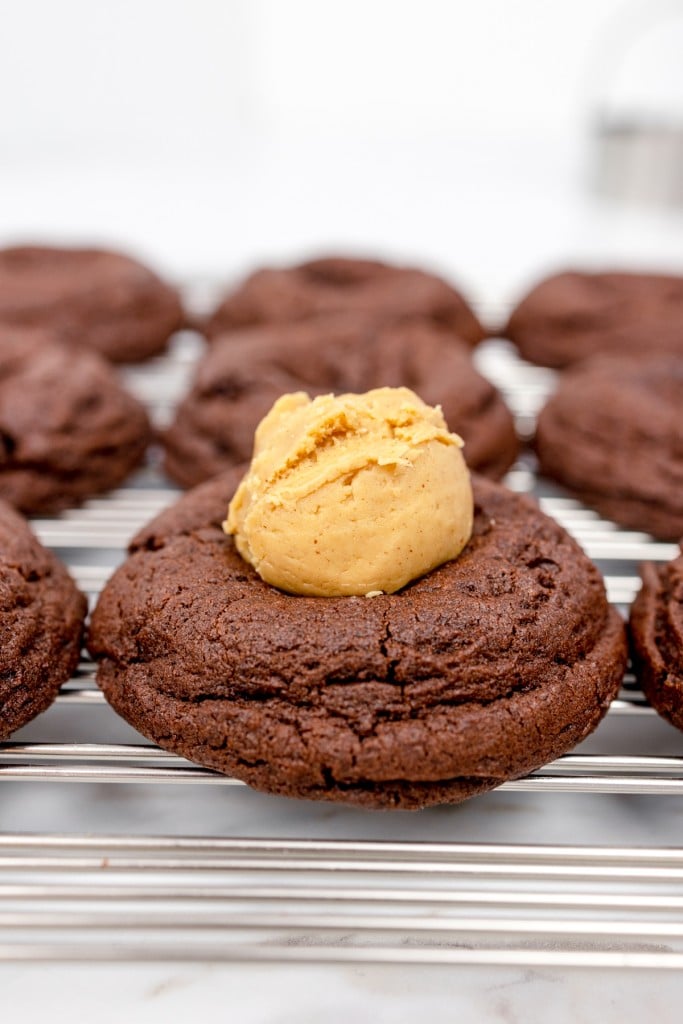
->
[1,0,683,303]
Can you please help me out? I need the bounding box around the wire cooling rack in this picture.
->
[1,325,682,967]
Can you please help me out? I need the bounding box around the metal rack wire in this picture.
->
[1,330,682,966]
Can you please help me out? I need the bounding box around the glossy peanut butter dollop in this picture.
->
[224,387,473,596]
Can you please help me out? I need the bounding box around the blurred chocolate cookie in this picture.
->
[0,327,152,514]
[164,315,517,488]
[0,500,86,740]
[504,270,683,368]
[88,471,626,810]
[630,547,683,731]
[0,245,183,362]
[204,256,484,345]
[535,353,683,540]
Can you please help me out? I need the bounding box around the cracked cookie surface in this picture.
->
[0,327,152,514]
[535,353,683,541]
[164,315,517,488]
[504,270,683,368]
[88,469,626,808]
[0,500,86,740]
[0,245,183,363]
[630,548,683,731]
[203,256,484,346]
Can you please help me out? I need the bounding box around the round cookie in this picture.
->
[203,256,485,346]
[0,245,183,362]
[0,327,152,514]
[164,316,518,488]
[630,548,683,731]
[88,470,627,810]
[535,353,683,541]
[0,500,86,740]
[504,270,683,368]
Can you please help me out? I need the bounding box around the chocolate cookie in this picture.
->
[164,316,518,488]
[630,548,683,731]
[504,270,683,368]
[0,327,152,514]
[0,245,183,362]
[88,470,626,810]
[535,353,683,541]
[204,256,485,346]
[0,500,86,740]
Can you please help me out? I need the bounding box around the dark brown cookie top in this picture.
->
[88,471,626,809]
[0,499,86,740]
[504,270,683,368]
[0,245,184,363]
[630,548,683,731]
[535,353,683,540]
[0,327,152,514]
[203,256,485,346]
[163,315,517,489]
